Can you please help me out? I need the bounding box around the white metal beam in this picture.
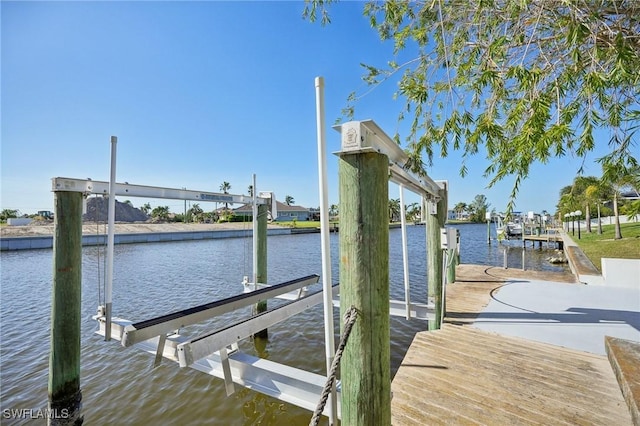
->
[123,275,319,347]
[332,120,441,198]
[189,351,341,419]
[51,177,267,205]
[93,319,341,419]
[177,286,336,367]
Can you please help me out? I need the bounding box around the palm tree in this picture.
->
[406,202,421,222]
[188,203,204,223]
[557,185,579,231]
[220,181,231,209]
[453,202,467,220]
[150,206,170,222]
[329,204,339,218]
[285,195,294,206]
[573,176,600,233]
[140,202,152,215]
[388,198,401,223]
[220,181,231,194]
[584,180,613,234]
[601,163,639,239]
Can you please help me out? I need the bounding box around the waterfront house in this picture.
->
[234,201,311,222]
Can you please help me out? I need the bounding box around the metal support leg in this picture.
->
[220,346,236,396]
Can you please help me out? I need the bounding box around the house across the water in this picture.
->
[234,201,312,222]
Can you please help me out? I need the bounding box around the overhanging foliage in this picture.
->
[305,0,640,213]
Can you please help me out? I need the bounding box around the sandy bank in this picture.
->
[0,222,289,238]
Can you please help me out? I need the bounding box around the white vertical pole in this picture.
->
[252,173,258,288]
[315,76,337,425]
[399,185,411,320]
[105,136,117,341]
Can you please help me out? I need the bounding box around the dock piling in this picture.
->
[49,191,83,425]
[254,202,268,339]
[427,182,447,331]
[338,151,390,425]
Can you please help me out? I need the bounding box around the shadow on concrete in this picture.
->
[474,308,640,333]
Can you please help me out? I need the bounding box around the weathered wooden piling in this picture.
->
[254,202,268,339]
[427,182,447,330]
[446,247,456,285]
[339,151,390,425]
[49,191,83,425]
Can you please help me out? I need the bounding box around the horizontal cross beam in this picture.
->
[51,177,268,205]
[333,120,441,199]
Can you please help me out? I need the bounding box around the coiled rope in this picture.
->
[309,305,358,426]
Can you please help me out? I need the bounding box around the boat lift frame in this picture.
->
[55,79,447,424]
[331,119,443,321]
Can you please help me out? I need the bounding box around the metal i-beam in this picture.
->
[51,177,268,205]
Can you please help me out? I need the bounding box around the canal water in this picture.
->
[0,224,567,425]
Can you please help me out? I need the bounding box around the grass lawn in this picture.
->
[574,222,640,271]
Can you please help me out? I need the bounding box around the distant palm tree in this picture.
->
[188,203,204,223]
[388,198,401,222]
[572,176,600,233]
[220,181,231,209]
[585,181,612,234]
[151,206,170,222]
[329,204,339,218]
[140,203,152,215]
[602,164,640,239]
[453,202,467,220]
[406,202,421,222]
[285,195,294,206]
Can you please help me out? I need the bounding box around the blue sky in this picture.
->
[1,1,616,216]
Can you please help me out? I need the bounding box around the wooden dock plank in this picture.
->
[391,264,631,425]
[392,326,631,425]
[606,336,640,425]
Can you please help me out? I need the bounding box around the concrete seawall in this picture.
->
[0,228,293,251]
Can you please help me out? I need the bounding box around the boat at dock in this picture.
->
[495,215,523,239]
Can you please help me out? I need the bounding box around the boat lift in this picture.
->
[78,79,446,423]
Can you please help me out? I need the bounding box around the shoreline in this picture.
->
[0,222,302,251]
[0,221,290,238]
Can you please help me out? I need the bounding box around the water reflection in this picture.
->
[0,224,567,425]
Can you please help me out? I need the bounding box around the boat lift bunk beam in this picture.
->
[119,274,320,347]
[177,283,339,367]
[94,283,343,419]
[51,177,273,207]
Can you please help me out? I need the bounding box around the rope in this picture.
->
[309,305,358,426]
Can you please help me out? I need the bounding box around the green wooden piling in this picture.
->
[254,202,268,339]
[427,183,447,331]
[49,191,83,425]
[446,248,456,285]
[339,151,390,425]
